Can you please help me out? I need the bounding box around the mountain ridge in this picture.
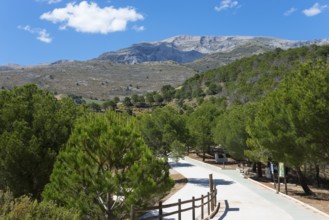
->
[1,35,329,100]
[2,35,329,67]
[97,35,329,64]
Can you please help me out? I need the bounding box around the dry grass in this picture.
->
[0,60,197,100]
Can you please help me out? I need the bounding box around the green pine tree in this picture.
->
[0,84,82,199]
[43,111,173,219]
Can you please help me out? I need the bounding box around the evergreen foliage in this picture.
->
[176,45,329,103]
[0,190,80,219]
[42,111,173,219]
[1,45,329,214]
[187,101,220,161]
[177,45,329,193]
[145,92,155,105]
[123,96,133,107]
[161,85,176,102]
[102,100,116,110]
[0,84,82,199]
[153,93,164,105]
[88,102,102,112]
[214,103,257,160]
[139,106,190,159]
[247,61,329,194]
[113,96,120,104]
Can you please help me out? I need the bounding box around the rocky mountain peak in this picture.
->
[96,35,329,65]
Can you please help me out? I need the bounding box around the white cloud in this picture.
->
[40,1,144,34]
[303,3,328,17]
[132,25,145,32]
[215,0,239,12]
[48,0,62,4]
[18,25,53,43]
[284,7,297,16]
[36,0,62,4]
[37,29,53,43]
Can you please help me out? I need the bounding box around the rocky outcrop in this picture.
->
[96,35,329,64]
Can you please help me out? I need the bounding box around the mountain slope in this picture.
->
[1,35,329,100]
[176,44,329,105]
[185,42,272,72]
[0,60,197,100]
[97,42,204,64]
[0,64,21,71]
[97,35,329,65]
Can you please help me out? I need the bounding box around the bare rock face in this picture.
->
[97,35,329,64]
[97,42,204,64]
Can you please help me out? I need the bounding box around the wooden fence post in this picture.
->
[178,199,181,220]
[209,174,214,212]
[201,195,204,219]
[192,196,195,220]
[132,189,219,220]
[209,174,213,193]
[214,186,217,206]
[207,192,210,215]
[130,205,135,220]
[159,201,163,220]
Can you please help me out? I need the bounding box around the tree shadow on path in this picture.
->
[169,162,195,168]
[188,178,235,187]
[217,200,240,220]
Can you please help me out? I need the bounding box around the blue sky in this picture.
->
[1,0,329,65]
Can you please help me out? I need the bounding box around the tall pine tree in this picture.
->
[43,111,173,219]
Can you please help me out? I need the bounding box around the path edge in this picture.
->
[185,156,329,219]
[247,177,329,219]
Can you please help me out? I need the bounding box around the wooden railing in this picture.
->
[130,185,219,220]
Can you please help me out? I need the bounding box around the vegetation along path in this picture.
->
[158,157,328,220]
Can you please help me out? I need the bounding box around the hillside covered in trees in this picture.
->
[175,45,329,105]
[135,45,329,195]
[1,45,329,219]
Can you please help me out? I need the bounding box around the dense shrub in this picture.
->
[0,190,80,220]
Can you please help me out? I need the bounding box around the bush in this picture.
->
[0,190,80,220]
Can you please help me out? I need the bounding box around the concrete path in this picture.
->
[145,157,329,220]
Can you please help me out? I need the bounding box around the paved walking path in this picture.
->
[145,157,329,220]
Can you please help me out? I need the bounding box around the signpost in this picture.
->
[270,163,274,174]
[277,162,288,194]
[277,162,284,194]
[279,162,285,178]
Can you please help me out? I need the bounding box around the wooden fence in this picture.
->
[130,185,219,220]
